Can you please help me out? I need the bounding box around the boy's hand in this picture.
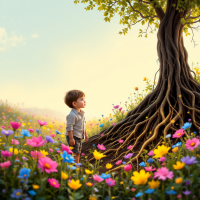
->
[69,138,75,146]
[85,134,88,142]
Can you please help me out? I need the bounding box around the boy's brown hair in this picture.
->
[64,90,85,108]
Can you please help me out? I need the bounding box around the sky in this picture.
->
[1,1,200,122]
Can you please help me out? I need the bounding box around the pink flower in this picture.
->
[1,150,13,157]
[148,150,154,156]
[47,178,60,188]
[185,138,200,151]
[61,144,73,154]
[49,148,53,152]
[118,140,124,143]
[97,144,106,150]
[153,167,174,180]
[144,166,156,171]
[30,151,43,160]
[122,110,125,113]
[119,107,122,111]
[0,161,11,169]
[101,134,104,137]
[28,128,34,133]
[116,160,122,165]
[159,157,165,162]
[26,136,47,147]
[112,123,116,126]
[50,134,55,137]
[161,162,165,166]
[106,178,116,187]
[11,139,19,145]
[93,175,104,182]
[37,119,47,126]
[9,122,21,130]
[131,188,136,192]
[177,194,182,199]
[81,153,85,156]
[38,157,58,174]
[172,129,184,138]
[124,164,132,172]
[127,145,133,150]
[3,116,6,119]
[1,126,5,129]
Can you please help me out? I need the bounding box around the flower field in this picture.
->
[1,64,200,200]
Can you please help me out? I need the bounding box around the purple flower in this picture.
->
[46,136,55,143]
[182,190,191,195]
[188,119,192,122]
[185,180,191,186]
[1,129,14,136]
[124,153,133,159]
[181,156,198,165]
[22,156,28,161]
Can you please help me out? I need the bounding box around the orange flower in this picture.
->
[135,87,138,90]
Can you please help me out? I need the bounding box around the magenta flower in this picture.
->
[38,157,58,174]
[116,160,122,165]
[0,161,11,169]
[106,178,116,187]
[28,128,34,133]
[119,107,122,111]
[47,178,60,188]
[37,119,47,126]
[1,150,13,157]
[148,150,154,156]
[9,122,21,130]
[127,145,133,150]
[93,175,104,182]
[26,136,46,147]
[1,126,5,129]
[159,157,165,162]
[30,151,43,160]
[144,166,156,171]
[49,148,53,153]
[124,164,132,172]
[153,167,174,180]
[100,134,104,137]
[97,144,106,150]
[11,139,19,145]
[61,144,73,154]
[118,140,124,143]
[113,105,119,109]
[172,129,184,138]
[185,138,200,151]
[124,153,133,159]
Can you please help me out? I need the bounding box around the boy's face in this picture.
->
[72,96,86,110]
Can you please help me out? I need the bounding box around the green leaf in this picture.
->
[36,197,46,200]
[57,195,67,200]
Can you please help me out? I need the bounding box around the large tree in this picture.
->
[75,0,200,173]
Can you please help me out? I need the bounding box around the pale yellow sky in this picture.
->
[1,1,200,122]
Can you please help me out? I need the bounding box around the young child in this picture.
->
[64,89,88,164]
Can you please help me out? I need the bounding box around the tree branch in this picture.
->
[149,0,165,21]
[186,19,200,25]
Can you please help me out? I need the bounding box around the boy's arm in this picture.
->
[68,130,74,139]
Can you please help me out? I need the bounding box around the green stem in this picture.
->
[102,181,106,200]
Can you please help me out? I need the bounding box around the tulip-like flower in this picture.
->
[26,136,46,148]
[68,179,82,190]
[1,150,13,157]
[37,119,47,126]
[93,150,106,160]
[9,122,21,130]
[0,161,11,169]
[124,164,132,172]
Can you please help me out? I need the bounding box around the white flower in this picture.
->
[94,187,99,192]
[166,134,171,138]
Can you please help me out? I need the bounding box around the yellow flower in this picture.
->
[143,77,147,81]
[23,150,29,153]
[191,133,193,136]
[61,135,65,138]
[120,181,124,184]
[175,177,183,184]
[85,169,93,174]
[148,180,160,189]
[153,145,170,158]
[68,179,82,190]
[130,169,150,185]
[112,197,115,199]
[19,149,23,154]
[0,139,2,142]
[172,147,178,153]
[106,163,113,169]
[61,171,68,180]
[85,156,88,159]
[86,182,93,187]
[40,150,48,157]
[93,150,106,160]
[89,196,97,200]
[171,186,174,189]
[49,125,53,129]
[32,184,40,190]
[69,146,74,150]
[9,148,18,155]
[173,161,185,170]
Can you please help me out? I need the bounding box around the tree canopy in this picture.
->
[74,0,200,38]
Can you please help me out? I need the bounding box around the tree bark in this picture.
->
[81,0,200,175]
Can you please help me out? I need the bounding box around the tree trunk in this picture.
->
[81,0,200,175]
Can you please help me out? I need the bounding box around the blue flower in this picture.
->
[11,189,22,199]
[16,119,19,121]
[122,161,126,165]
[93,144,95,146]
[147,158,154,163]
[56,130,61,134]
[34,172,37,175]
[17,167,31,179]
[166,134,171,138]
[24,198,31,200]
[102,115,104,117]
[60,141,62,143]
[35,129,39,133]
[67,165,76,170]
[194,131,197,134]
[46,136,55,143]
[135,192,143,197]
[76,163,83,166]
[145,188,154,194]
[139,162,146,167]
[110,119,113,121]
[100,173,111,179]
[166,190,177,195]
[20,136,23,138]
[99,124,104,128]
[80,178,83,180]
[61,151,75,164]
[14,136,18,138]
[28,190,37,196]
[182,122,191,130]
[21,129,32,137]
[55,148,60,150]
[172,142,182,149]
